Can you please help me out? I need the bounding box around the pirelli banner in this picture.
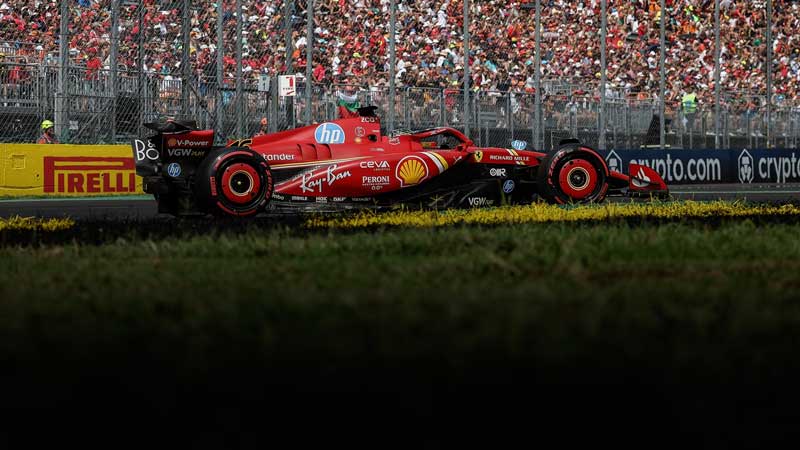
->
[599,148,800,185]
[0,144,142,197]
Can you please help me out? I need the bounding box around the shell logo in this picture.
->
[396,155,429,187]
[167,138,177,147]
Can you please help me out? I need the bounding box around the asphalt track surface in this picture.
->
[1,184,800,219]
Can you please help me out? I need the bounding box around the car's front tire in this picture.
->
[194,147,273,217]
[537,144,609,204]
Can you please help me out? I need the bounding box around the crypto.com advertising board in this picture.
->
[0,144,143,197]
[598,148,800,185]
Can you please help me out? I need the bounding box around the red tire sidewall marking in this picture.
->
[260,161,273,201]
[220,162,261,205]
[557,158,597,200]
[213,151,252,170]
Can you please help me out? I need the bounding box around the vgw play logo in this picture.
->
[315,123,346,144]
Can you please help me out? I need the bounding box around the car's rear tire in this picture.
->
[536,144,609,204]
[194,147,273,217]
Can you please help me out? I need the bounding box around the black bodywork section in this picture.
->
[132,119,217,215]
[268,161,539,212]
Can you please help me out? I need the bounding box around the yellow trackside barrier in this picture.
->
[0,144,144,197]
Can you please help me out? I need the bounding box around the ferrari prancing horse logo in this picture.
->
[473,151,483,163]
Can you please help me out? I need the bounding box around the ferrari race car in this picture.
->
[131,106,668,217]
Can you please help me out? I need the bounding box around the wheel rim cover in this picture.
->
[220,162,261,205]
[557,159,597,199]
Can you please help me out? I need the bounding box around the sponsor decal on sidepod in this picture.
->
[360,160,390,170]
[314,123,346,144]
[299,164,352,194]
[265,154,296,162]
[396,156,429,187]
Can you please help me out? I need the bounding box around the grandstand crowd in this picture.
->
[1,0,799,109]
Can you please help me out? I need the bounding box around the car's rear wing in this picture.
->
[131,123,215,178]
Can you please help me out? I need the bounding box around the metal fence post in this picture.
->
[507,94,513,139]
[475,92,483,146]
[216,0,224,142]
[306,0,313,126]
[57,0,69,143]
[284,0,294,130]
[625,102,631,149]
[111,0,119,143]
[766,0,772,148]
[463,0,470,137]
[182,0,191,118]
[714,0,720,149]
[137,0,145,135]
[599,0,606,150]
[236,0,243,138]
[403,88,409,129]
[388,0,396,133]
[439,89,445,127]
[659,0,666,149]
[534,0,542,150]
[723,107,729,148]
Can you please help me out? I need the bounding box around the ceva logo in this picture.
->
[605,150,623,174]
[738,149,754,184]
[315,123,346,144]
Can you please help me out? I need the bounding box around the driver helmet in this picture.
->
[41,120,54,130]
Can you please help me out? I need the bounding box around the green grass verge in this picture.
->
[2,220,799,374]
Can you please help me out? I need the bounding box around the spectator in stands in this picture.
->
[681,88,698,131]
[256,117,268,135]
[4,0,800,121]
[337,90,360,119]
[84,47,101,81]
[37,120,58,144]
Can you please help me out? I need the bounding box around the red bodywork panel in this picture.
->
[222,114,664,199]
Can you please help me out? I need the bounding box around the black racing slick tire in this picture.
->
[536,144,609,204]
[194,147,273,217]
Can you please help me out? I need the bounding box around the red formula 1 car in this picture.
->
[131,106,668,217]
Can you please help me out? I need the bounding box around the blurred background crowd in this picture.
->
[1,0,798,106]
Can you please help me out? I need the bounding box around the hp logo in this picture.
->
[511,140,527,151]
[314,123,346,144]
[503,180,515,194]
[167,162,182,177]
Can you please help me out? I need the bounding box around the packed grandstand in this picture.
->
[0,0,796,109]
